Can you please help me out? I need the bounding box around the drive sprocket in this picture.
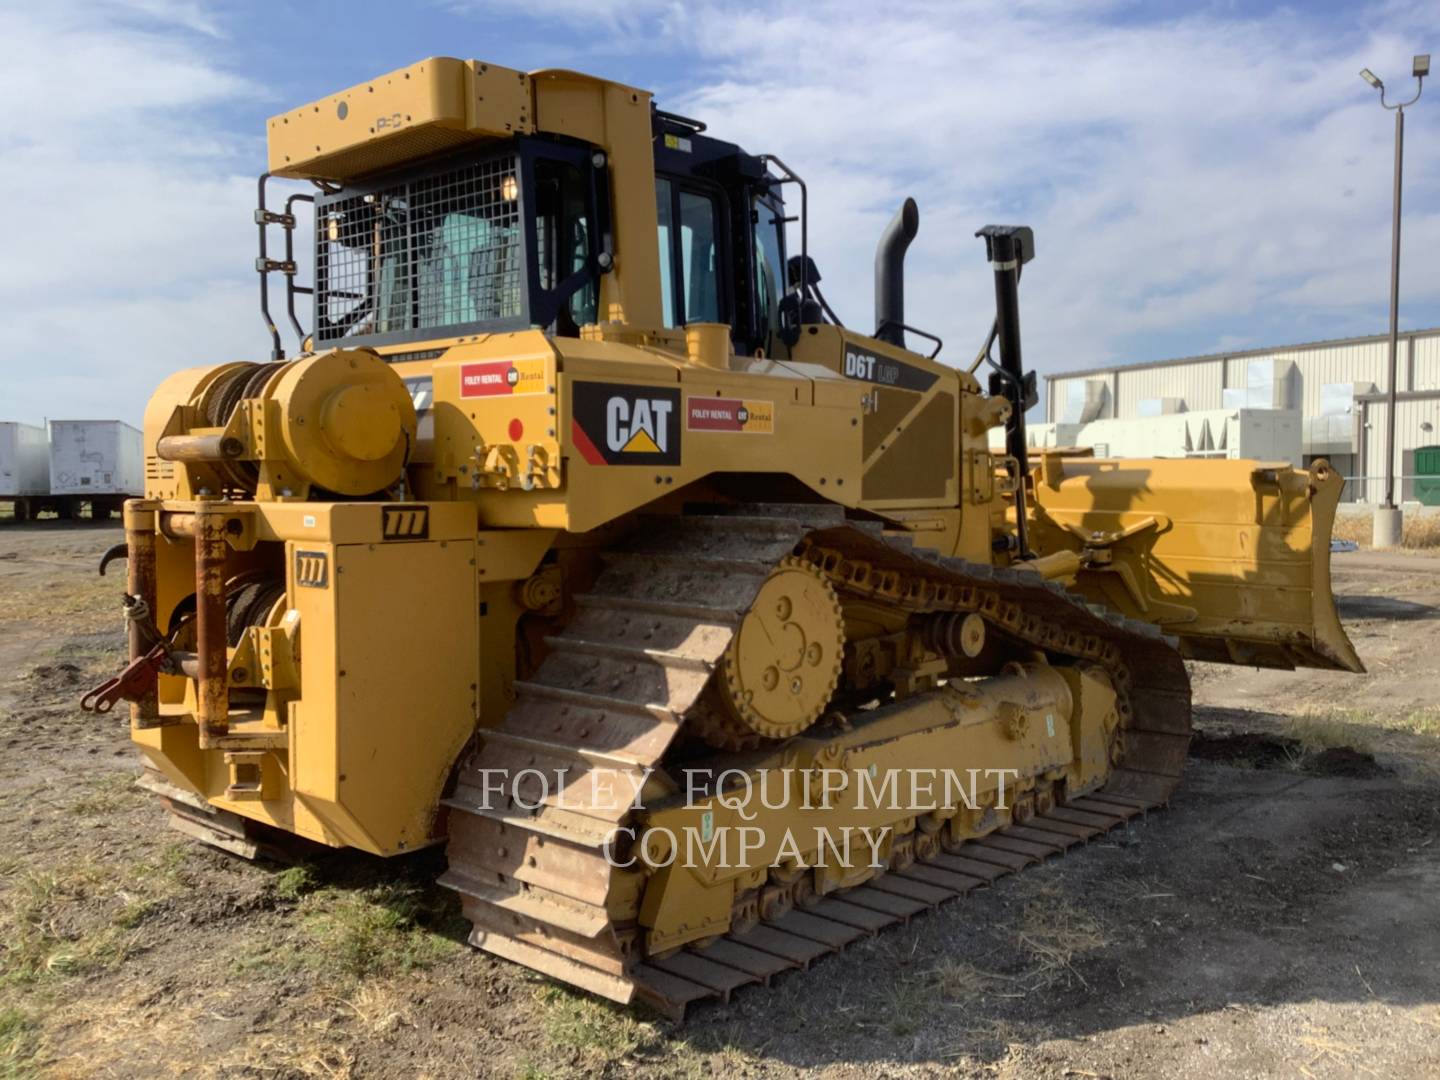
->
[696,555,845,750]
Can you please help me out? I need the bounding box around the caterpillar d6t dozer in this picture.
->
[87,57,1362,1018]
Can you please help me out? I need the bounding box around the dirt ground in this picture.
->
[1,521,1438,1079]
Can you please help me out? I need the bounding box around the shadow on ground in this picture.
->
[1335,594,1437,622]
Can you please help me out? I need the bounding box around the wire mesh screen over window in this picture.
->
[315,155,522,342]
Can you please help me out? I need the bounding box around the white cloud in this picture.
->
[0,1,265,426]
[7,0,1440,430]
[441,0,683,38]
[455,0,1438,385]
[625,0,1440,389]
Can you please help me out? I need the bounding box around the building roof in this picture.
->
[1048,325,1440,381]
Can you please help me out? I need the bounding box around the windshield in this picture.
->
[315,152,528,345]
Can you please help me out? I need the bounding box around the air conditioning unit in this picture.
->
[1137,397,1186,417]
[1223,358,1294,410]
[1058,379,1110,423]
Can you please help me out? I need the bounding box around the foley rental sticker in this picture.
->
[686,397,775,434]
[459,358,547,398]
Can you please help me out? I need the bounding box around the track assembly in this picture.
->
[439,505,1191,1018]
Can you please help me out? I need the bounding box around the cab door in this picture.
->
[654,177,731,331]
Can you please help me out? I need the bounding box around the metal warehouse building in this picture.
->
[1044,327,1440,502]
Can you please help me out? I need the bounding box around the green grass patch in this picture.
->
[68,771,143,817]
[227,936,305,978]
[272,865,318,901]
[300,883,463,979]
[1,867,104,984]
[0,840,194,987]
[139,842,192,882]
[113,898,161,930]
[0,1006,39,1079]
[536,983,663,1066]
[39,924,142,978]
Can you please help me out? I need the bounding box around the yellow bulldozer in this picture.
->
[83,57,1361,1018]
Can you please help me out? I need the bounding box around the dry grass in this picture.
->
[939,1016,1029,1065]
[330,982,416,1038]
[1332,511,1440,550]
[39,989,359,1080]
[1277,706,1440,778]
[1015,889,1109,989]
[1286,713,1376,755]
[923,886,1109,1026]
[0,574,115,633]
[1401,707,1440,738]
[1289,706,1440,747]
[929,958,1026,1004]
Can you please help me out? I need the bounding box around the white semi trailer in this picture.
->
[45,420,144,518]
[0,422,50,521]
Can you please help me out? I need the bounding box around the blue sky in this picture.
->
[2,0,1438,425]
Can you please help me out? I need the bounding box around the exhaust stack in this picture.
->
[874,198,919,346]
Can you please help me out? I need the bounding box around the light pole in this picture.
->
[1360,55,1427,547]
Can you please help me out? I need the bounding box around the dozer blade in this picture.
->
[1029,456,1363,673]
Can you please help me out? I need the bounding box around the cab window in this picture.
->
[656,178,677,327]
[753,197,784,342]
[534,158,596,330]
[655,178,725,328]
[679,191,720,323]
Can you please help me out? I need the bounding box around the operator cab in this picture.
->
[307,115,791,358]
[651,110,789,358]
[312,137,609,350]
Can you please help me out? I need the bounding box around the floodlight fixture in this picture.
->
[1357,52,1427,513]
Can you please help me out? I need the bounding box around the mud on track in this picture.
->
[1,521,1438,1078]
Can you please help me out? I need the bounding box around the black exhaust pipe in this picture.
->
[977,224,1037,558]
[874,198,919,346]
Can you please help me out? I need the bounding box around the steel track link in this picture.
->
[440,505,1193,1017]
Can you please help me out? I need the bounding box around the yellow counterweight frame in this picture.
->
[130,497,553,855]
